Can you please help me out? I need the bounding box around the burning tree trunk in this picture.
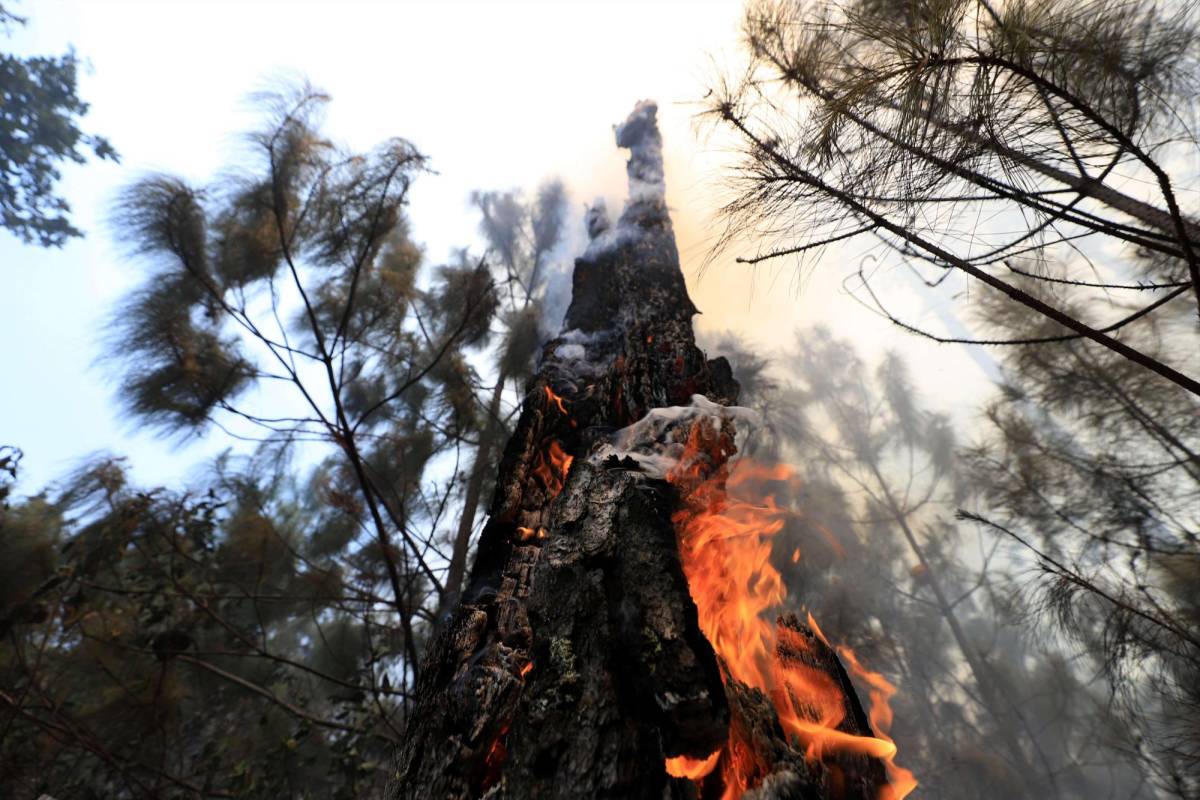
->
[391,103,912,799]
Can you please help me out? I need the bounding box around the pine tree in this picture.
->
[0,82,500,799]
[0,3,117,246]
[963,274,1200,797]
[708,0,1200,396]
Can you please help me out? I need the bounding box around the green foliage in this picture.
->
[106,85,469,440]
[0,4,117,246]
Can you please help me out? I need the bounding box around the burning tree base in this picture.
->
[703,617,889,800]
[390,102,913,800]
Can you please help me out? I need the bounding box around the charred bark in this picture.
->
[391,102,889,800]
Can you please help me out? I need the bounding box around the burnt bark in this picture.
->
[391,102,889,800]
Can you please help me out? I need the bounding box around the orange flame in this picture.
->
[665,418,914,798]
[665,749,721,780]
[839,647,919,800]
[544,385,569,415]
[533,440,574,498]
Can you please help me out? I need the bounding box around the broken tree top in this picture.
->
[391,101,906,800]
[571,101,698,334]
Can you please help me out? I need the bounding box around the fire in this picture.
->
[839,647,919,799]
[665,749,721,780]
[515,526,547,542]
[543,385,569,415]
[533,439,574,498]
[480,723,510,792]
[666,417,914,799]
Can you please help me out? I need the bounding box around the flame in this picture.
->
[544,385,569,415]
[520,661,534,678]
[838,647,919,800]
[665,749,721,780]
[533,440,574,498]
[665,417,914,798]
[485,736,505,766]
[480,723,510,792]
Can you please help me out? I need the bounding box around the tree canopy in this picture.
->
[0,81,572,799]
[709,0,1200,395]
[0,3,117,246]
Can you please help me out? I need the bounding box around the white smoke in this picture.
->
[594,394,761,479]
[582,100,672,261]
[535,195,596,339]
[614,100,666,204]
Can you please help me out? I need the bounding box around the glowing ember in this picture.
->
[665,417,915,799]
[479,723,510,792]
[543,385,569,415]
[515,526,547,542]
[665,749,721,780]
[520,661,534,678]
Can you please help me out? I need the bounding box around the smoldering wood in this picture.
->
[390,102,889,800]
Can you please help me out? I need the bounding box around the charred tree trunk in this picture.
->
[391,103,890,799]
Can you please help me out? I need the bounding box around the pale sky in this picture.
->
[0,0,990,492]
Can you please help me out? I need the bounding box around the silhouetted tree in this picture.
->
[708,0,1200,396]
[0,82,506,799]
[106,83,500,655]
[0,2,117,246]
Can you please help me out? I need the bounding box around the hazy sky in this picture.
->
[0,0,989,492]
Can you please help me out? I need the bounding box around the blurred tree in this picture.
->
[441,181,567,610]
[963,274,1200,796]
[0,451,410,798]
[0,2,117,246]
[708,0,1200,396]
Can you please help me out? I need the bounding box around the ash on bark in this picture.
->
[391,102,889,800]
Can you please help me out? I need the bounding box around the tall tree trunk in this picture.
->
[443,375,508,610]
[866,463,1055,795]
[392,102,889,799]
